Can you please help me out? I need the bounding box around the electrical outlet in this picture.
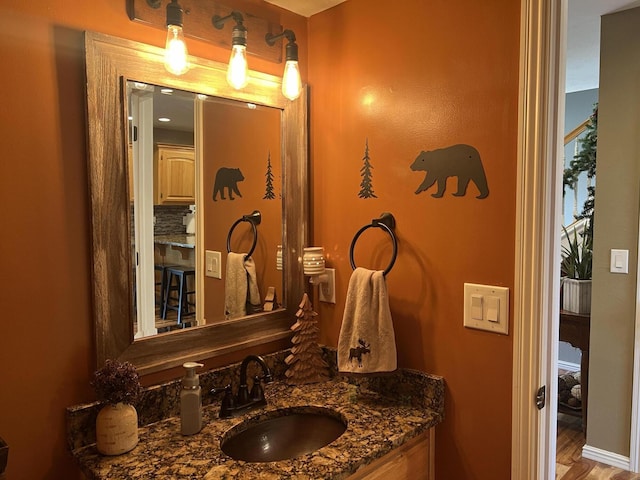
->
[319,268,336,304]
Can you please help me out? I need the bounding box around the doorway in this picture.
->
[512,0,640,478]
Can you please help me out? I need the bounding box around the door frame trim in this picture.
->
[514,0,640,475]
[512,0,565,477]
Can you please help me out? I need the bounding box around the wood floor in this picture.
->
[556,413,640,479]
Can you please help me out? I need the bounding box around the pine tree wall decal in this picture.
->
[263,151,276,200]
[358,138,377,199]
[285,293,329,385]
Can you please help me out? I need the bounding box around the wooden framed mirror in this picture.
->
[85,32,307,375]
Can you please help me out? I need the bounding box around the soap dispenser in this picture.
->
[181,362,204,435]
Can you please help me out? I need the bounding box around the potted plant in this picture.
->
[561,225,593,314]
[91,359,142,455]
[561,103,597,315]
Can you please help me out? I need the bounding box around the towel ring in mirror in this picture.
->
[226,210,261,257]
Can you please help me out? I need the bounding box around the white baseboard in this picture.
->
[582,444,632,471]
[557,360,580,372]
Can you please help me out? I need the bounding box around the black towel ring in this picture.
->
[349,212,398,276]
[226,210,261,258]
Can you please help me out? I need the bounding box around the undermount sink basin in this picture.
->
[220,407,347,462]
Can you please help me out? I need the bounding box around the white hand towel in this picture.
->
[225,252,247,319]
[338,267,397,374]
[225,252,262,319]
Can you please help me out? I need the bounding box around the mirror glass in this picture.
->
[85,32,307,375]
[127,82,284,339]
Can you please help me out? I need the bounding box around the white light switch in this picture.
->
[486,296,500,322]
[471,294,483,320]
[205,250,222,279]
[610,249,629,274]
[463,283,509,335]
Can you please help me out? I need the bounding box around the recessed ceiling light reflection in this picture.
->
[247,103,257,109]
[158,117,171,122]
[196,94,208,101]
[160,88,174,94]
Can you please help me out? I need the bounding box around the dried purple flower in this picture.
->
[91,359,142,405]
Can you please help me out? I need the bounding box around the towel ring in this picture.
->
[226,210,261,257]
[349,212,398,276]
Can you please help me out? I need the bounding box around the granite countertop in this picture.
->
[67,351,444,479]
[154,234,196,249]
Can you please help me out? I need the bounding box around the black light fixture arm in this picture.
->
[265,29,298,61]
[212,11,244,30]
[212,11,246,46]
[265,29,296,46]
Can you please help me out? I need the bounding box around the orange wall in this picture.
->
[0,1,304,478]
[0,0,519,478]
[202,100,282,322]
[308,1,520,478]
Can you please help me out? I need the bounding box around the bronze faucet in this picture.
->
[212,355,273,418]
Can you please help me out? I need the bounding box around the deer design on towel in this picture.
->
[348,339,371,367]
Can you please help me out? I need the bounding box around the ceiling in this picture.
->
[264,0,347,17]
[566,0,640,93]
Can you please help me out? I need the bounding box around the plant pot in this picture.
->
[562,278,592,314]
[95,402,138,455]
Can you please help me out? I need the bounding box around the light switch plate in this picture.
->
[610,249,629,274]
[205,250,222,279]
[463,283,509,335]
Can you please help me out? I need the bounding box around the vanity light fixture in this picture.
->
[163,0,189,75]
[213,12,249,90]
[265,30,302,101]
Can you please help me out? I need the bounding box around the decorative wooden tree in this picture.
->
[285,293,329,385]
[358,138,377,199]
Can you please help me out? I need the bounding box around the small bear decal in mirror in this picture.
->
[212,167,245,201]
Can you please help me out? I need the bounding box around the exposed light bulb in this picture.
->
[282,60,302,101]
[227,44,249,90]
[164,25,188,75]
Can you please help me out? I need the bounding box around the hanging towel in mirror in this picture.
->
[243,255,261,314]
[338,267,397,374]
[225,252,261,319]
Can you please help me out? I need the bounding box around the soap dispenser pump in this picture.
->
[181,362,204,435]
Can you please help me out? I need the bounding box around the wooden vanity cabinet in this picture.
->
[347,429,434,480]
[154,144,195,205]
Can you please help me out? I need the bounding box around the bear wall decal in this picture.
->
[212,167,245,201]
[410,144,489,199]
